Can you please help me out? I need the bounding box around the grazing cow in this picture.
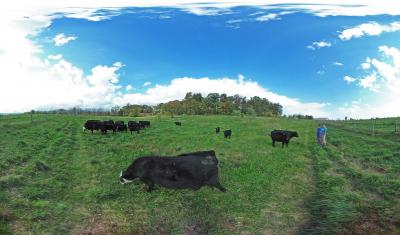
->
[84,120,102,134]
[174,122,182,126]
[139,121,150,128]
[101,120,116,134]
[216,127,220,134]
[119,150,226,192]
[224,130,232,139]
[128,121,141,134]
[115,121,127,132]
[270,130,299,148]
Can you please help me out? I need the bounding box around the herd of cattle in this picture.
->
[83,120,150,134]
[83,119,299,148]
[83,119,299,192]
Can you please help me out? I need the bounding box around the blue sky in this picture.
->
[1,1,400,118]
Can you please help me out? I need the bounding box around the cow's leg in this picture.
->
[213,182,226,192]
[142,178,155,192]
[272,140,275,147]
[282,142,284,148]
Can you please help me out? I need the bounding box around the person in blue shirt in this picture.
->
[317,124,327,146]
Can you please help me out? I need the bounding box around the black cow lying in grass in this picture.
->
[270,130,299,148]
[224,130,232,139]
[216,127,220,134]
[174,122,182,126]
[128,121,141,134]
[119,150,226,192]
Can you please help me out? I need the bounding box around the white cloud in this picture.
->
[126,85,133,91]
[159,15,171,19]
[339,21,400,40]
[338,45,400,118]
[307,41,332,50]
[256,13,280,22]
[47,54,63,60]
[361,58,371,69]
[143,81,151,87]
[358,73,380,92]
[0,55,124,113]
[53,33,77,46]
[344,76,356,83]
[344,45,400,93]
[333,61,344,66]
[115,75,330,117]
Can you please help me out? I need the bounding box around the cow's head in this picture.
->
[119,168,136,184]
[120,157,150,184]
[292,131,299,138]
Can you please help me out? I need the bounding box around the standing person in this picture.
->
[321,124,327,146]
[317,124,327,146]
[317,124,323,146]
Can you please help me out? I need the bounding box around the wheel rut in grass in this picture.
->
[299,123,400,235]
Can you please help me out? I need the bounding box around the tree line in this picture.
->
[155,92,283,117]
[30,92,286,117]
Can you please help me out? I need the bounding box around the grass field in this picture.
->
[0,114,399,234]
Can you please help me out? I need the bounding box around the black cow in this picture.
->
[174,122,182,126]
[128,121,141,134]
[270,130,299,148]
[115,121,127,132]
[216,127,220,134]
[139,121,150,128]
[119,150,226,192]
[224,130,232,139]
[83,120,102,133]
[101,120,116,134]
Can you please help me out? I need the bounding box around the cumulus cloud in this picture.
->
[126,85,133,91]
[338,45,400,118]
[344,45,400,92]
[47,54,63,60]
[0,56,124,112]
[307,41,332,50]
[53,33,77,46]
[339,21,400,40]
[358,73,380,92]
[256,13,280,22]
[115,76,330,117]
[344,76,356,83]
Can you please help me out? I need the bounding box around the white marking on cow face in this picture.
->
[119,170,135,184]
[120,178,134,184]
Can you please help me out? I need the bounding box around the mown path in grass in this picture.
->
[299,124,400,235]
[1,115,317,234]
[0,116,85,234]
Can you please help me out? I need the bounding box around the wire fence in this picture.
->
[324,118,400,135]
